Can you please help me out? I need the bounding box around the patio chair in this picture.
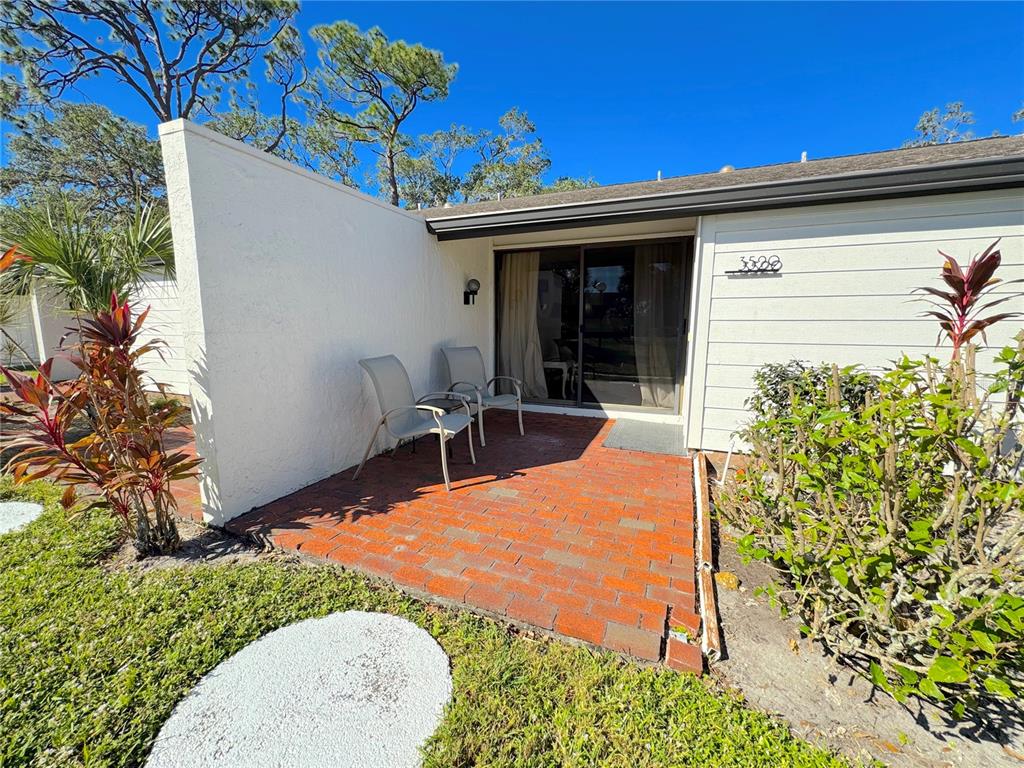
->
[441,346,524,447]
[354,355,476,491]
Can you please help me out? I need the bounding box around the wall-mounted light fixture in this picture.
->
[464,278,480,305]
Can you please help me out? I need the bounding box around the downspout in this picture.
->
[680,216,704,447]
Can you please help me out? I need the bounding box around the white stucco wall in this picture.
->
[686,189,1024,451]
[159,120,493,525]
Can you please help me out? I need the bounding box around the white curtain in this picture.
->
[634,243,680,408]
[499,251,548,399]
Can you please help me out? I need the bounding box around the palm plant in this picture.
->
[0,290,22,367]
[1,198,174,313]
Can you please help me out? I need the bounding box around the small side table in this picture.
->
[417,397,465,414]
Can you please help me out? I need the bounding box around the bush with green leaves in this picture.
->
[747,360,879,421]
[721,338,1024,718]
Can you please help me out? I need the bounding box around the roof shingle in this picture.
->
[421,135,1024,220]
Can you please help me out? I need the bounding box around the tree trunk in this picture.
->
[386,146,400,207]
[132,496,181,556]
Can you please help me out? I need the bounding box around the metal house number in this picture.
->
[725,254,783,276]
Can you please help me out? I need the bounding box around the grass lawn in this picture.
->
[0,369,38,387]
[0,480,849,768]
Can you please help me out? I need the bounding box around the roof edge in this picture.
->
[426,156,1024,240]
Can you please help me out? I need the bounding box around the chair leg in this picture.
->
[353,418,385,480]
[466,423,476,465]
[517,400,525,436]
[439,433,451,491]
[478,406,487,446]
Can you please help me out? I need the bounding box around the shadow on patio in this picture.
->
[226,410,700,667]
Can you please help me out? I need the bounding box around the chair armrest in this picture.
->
[487,376,523,399]
[450,380,484,396]
[380,404,445,435]
[418,391,471,404]
[442,384,484,413]
[384,404,443,417]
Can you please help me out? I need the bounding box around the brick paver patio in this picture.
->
[166,425,203,522]
[225,410,701,669]
[1,394,700,669]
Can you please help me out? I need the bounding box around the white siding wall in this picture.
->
[159,120,493,525]
[136,276,189,393]
[1,290,77,379]
[0,295,38,366]
[687,189,1024,451]
[1,282,189,389]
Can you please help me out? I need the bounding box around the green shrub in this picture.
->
[747,360,879,421]
[722,338,1024,717]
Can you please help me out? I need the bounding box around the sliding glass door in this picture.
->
[496,238,689,412]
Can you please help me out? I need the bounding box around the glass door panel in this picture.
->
[497,239,687,411]
[536,249,581,403]
[495,247,579,405]
[581,246,639,406]
[581,242,685,410]
[631,241,685,409]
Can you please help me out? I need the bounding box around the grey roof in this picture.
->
[422,135,1024,221]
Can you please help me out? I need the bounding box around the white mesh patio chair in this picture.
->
[442,346,524,447]
[354,355,475,491]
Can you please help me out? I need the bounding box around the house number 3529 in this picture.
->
[725,255,783,275]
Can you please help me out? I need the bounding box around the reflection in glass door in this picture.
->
[581,246,635,406]
[496,247,580,404]
[496,238,688,411]
[536,249,581,403]
[581,242,685,408]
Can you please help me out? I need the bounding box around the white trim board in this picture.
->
[506,402,685,425]
[491,228,696,251]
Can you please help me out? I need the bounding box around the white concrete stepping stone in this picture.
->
[0,501,43,535]
[146,611,452,768]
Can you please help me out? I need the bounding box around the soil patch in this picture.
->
[106,518,278,572]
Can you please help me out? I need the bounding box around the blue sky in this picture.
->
[14,1,1024,186]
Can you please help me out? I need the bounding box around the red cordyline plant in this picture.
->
[917,238,1023,359]
[0,290,201,555]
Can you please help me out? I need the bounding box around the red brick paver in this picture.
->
[226,410,701,670]
[166,425,203,522]
[667,635,704,673]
